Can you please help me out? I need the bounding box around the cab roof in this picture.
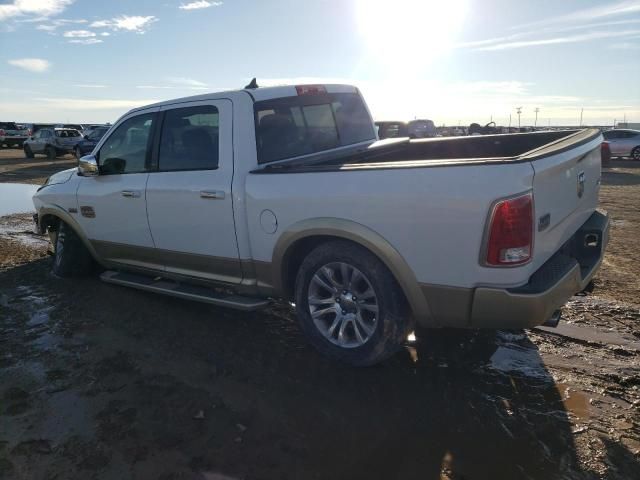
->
[127,83,359,115]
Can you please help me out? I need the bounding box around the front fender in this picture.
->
[37,204,105,266]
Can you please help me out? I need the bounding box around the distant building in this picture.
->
[616,122,640,129]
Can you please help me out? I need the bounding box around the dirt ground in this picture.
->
[0,147,76,186]
[0,148,638,479]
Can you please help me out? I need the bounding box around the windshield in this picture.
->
[88,127,109,140]
[0,122,19,130]
[254,91,375,164]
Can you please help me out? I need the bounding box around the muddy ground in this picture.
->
[0,149,638,479]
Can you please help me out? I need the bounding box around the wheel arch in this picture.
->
[270,218,432,324]
[38,205,104,266]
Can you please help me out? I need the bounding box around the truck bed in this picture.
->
[255,129,601,172]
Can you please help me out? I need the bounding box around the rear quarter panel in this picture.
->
[245,163,536,290]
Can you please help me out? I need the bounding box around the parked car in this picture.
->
[33,83,609,366]
[375,121,409,139]
[25,123,56,135]
[57,123,85,132]
[0,121,29,148]
[83,124,111,136]
[24,128,82,159]
[408,119,437,138]
[602,129,640,159]
[74,126,110,159]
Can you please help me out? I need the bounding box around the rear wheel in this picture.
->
[46,145,57,160]
[24,145,34,158]
[294,240,411,366]
[631,147,640,161]
[52,221,94,277]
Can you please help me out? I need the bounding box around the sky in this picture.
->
[0,0,639,126]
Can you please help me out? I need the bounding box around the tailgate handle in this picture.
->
[200,190,225,199]
[121,190,141,198]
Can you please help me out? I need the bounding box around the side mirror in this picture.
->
[78,155,99,176]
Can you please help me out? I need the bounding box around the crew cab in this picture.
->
[33,83,609,365]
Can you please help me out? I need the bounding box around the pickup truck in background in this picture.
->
[0,122,29,148]
[32,83,609,366]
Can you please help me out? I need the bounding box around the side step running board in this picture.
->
[100,271,269,311]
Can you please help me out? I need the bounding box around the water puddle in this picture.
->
[0,183,38,216]
[0,213,48,247]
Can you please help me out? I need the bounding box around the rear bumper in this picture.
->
[470,210,609,328]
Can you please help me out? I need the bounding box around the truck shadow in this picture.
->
[0,259,632,479]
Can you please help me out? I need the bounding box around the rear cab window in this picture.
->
[55,129,80,137]
[254,89,375,164]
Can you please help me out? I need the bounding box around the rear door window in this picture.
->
[158,105,219,171]
[255,92,375,164]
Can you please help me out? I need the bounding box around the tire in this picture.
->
[46,145,56,160]
[631,147,640,161]
[294,240,411,366]
[24,145,34,158]
[52,221,94,277]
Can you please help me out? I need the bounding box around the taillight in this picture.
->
[27,129,32,136]
[296,84,327,96]
[485,192,533,266]
[601,141,611,165]
[0,129,5,136]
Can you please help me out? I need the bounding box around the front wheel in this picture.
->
[24,145,34,158]
[46,146,57,160]
[52,221,95,277]
[631,147,640,161]
[294,240,411,366]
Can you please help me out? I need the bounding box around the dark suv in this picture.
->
[74,126,110,159]
[23,128,82,159]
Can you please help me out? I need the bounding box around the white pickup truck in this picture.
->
[33,83,609,365]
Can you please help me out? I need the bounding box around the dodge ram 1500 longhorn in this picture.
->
[33,83,609,365]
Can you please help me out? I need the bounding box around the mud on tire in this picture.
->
[52,221,95,277]
[294,240,412,366]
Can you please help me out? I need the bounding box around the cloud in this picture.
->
[68,38,102,44]
[89,15,157,33]
[73,84,108,88]
[179,1,222,10]
[515,0,640,30]
[460,2,640,52]
[136,77,211,91]
[63,29,95,38]
[0,0,74,21]
[7,58,51,73]
[35,97,158,110]
[475,29,640,51]
[166,76,207,87]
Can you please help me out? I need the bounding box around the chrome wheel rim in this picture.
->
[307,262,378,348]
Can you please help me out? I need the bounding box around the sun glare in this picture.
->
[356,0,468,71]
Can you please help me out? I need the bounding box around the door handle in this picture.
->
[200,190,225,199]
[121,190,141,198]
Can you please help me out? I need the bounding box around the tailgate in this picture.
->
[528,129,603,270]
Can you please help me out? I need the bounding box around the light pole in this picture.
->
[516,107,522,129]
[534,108,540,127]
[579,108,584,127]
